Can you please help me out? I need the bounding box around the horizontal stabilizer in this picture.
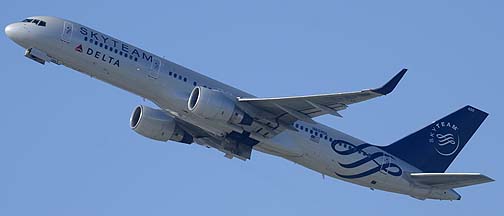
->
[409,173,494,189]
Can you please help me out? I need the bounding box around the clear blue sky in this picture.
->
[1,1,501,215]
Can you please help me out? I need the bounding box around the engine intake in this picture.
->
[188,86,252,125]
[130,105,193,144]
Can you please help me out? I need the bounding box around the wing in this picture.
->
[238,69,407,124]
[409,173,494,189]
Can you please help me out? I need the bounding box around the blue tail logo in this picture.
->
[383,105,488,173]
[430,121,460,156]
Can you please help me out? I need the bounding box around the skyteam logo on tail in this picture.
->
[429,121,460,156]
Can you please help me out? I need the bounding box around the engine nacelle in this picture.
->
[130,105,193,144]
[187,86,252,125]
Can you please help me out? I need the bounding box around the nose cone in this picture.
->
[5,24,17,40]
[5,23,27,46]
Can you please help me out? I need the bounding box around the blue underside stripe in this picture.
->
[335,166,382,179]
[335,163,402,179]
[338,152,382,168]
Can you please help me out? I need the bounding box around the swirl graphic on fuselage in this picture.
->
[331,140,402,179]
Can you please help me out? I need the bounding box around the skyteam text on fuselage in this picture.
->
[5,16,494,200]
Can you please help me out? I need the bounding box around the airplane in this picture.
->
[5,16,494,200]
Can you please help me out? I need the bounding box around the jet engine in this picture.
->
[187,86,253,125]
[130,105,193,144]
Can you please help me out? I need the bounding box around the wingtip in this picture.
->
[481,174,495,182]
[372,68,408,95]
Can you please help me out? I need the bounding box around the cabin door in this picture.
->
[148,58,161,79]
[380,153,391,175]
[61,21,73,43]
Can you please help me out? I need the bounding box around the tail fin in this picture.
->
[383,105,488,173]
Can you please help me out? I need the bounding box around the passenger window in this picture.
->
[183,77,187,82]
[193,81,197,86]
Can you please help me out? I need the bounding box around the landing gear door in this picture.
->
[148,58,161,79]
[61,21,73,43]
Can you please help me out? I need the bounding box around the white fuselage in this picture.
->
[5,16,459,200]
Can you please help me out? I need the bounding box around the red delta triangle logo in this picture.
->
[75,44,83,53]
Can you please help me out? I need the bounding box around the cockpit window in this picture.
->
[21,18,47,27]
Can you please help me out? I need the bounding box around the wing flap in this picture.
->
[409,173,494,189]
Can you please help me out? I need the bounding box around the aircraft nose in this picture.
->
[5,23,17,40]
[5,23,25,44]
